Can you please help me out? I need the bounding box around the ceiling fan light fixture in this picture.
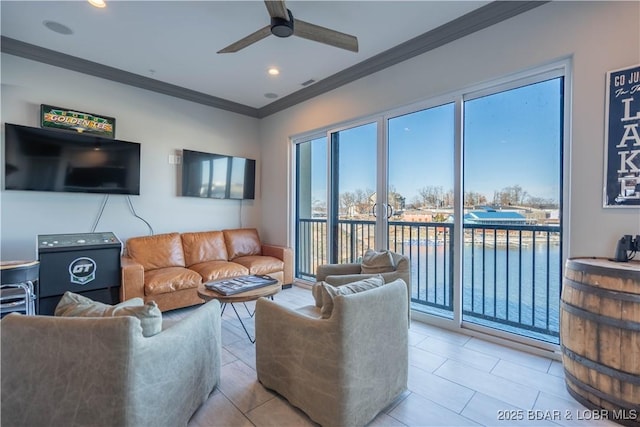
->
[270,9,294,38]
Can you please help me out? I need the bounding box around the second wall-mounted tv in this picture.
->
[181,149,255,200]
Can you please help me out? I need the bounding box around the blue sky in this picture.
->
[310,78,562,205]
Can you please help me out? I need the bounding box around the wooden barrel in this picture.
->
[561,258,640,426]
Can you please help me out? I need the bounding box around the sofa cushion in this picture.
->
[189,260,249,283]
[126,232,186,271]
[54,291,162,337]
[232,255,284,276]
[361,249,396,274]
[319,275,385,319]
[223,228,262,260]
[144,267,201,296]
[181,231,229,266]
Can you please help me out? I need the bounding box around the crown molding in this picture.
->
[1,1,547,119]
[256,1,548,118]
[0,36,260,118]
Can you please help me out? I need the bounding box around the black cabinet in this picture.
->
[37,232,122,315]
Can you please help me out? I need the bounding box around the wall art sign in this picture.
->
[603,64,640,207]
[40,104,115,138]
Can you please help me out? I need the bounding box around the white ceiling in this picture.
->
[1,1,495,111]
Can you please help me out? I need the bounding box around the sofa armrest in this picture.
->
[316,263,361,282]
[262,244,293,285]
[121,256,145,301]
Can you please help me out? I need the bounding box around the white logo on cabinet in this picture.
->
[68,257,97,285]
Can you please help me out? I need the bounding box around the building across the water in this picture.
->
[463,208,529,226]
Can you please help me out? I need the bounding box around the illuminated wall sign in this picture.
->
[40,104,115,138]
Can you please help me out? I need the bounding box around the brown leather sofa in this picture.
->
[121,228,293,311]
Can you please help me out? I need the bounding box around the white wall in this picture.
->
[259,1,640,257]
[1,55,261,260]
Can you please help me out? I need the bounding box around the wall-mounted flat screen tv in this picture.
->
[182,149,255,200]
[4,123,141,195]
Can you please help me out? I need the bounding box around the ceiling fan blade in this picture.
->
[264,0,289,20]
[217,25,272,53]
[294,19,359,52]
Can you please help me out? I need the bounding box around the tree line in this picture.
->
[318,184,558,215]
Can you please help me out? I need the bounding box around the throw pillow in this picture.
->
[55,291,162,337]
[320,275,384,319]
[361,249,395,274]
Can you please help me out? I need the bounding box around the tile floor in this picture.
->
[164,285,617,427]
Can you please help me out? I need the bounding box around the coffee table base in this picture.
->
[197,281,282,344]
[220,297,273,343]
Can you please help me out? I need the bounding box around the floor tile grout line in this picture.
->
[463,337,554,373]
[217,386,259,427]
[187,286,599,427]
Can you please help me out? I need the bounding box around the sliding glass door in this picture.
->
[294,63,567,345]
[329,122,380,264]
[295,136,328,280]
[294,121,379,279]
[387,104,456,318]
[462,76,564,341]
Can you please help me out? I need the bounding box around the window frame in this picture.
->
[290,58,572,353]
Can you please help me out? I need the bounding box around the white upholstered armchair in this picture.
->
[1,300,222,427]
[315,250,411,324]
[255,279,409,427]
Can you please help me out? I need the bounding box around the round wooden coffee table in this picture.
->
[197,282,281,343]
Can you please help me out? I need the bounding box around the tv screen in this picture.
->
[182,149,255,200]
[4,123,141,195]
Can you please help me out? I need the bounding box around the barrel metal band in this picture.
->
[561,301,640,331]
[561,345,640,385]
[563,369,638,409]
[564,278,640,303]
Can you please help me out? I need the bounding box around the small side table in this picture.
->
[1,260,39,317]
[198,282,281,343]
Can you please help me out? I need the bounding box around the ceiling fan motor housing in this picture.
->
[271,9,294,37]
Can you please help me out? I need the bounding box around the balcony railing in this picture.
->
[296,218,561,343]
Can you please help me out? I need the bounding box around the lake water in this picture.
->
[408,243,561,343]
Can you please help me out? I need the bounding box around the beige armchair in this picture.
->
[1,301,222,427]
[316,250,411,323]
[255,279,409,427]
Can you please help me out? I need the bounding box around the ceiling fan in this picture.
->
[217,0,359,54]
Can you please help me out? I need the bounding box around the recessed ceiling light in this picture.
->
[43,21,73,35]
[88,0,107,8]
[264,93,279,99]
[268,67,280,76]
